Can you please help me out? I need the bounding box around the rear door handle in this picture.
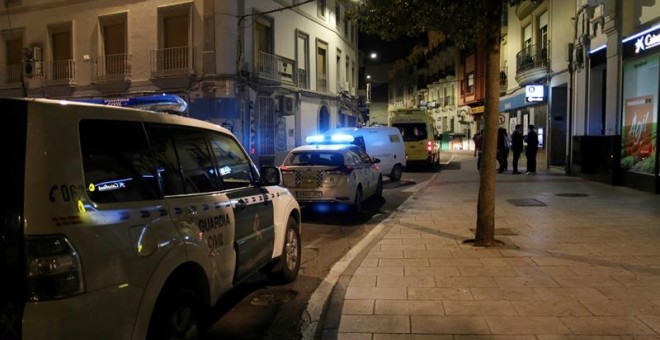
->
[235,199,247,211]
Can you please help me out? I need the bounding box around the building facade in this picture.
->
[0,0,361,166]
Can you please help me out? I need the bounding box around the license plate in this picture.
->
[297,191,322,198]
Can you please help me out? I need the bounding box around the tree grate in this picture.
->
[507,198,546,207]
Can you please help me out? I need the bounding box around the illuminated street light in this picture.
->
[370,52,377,59]
[366,74,372,80]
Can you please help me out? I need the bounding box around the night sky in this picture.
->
[359,32,425,64]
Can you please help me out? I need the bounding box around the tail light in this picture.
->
[325,166,354,175]
[427,141,433,152]
[279,165,295,175]
[26,235,84,301]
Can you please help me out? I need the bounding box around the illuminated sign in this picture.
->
[525,85,545,102]
[470,106,485,114]
[634,33,660,54]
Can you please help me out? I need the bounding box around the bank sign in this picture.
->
[623,25,660,58]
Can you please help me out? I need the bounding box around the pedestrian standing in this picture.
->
[524,125,539,174]
[510,124,524,174]
[473,129,483,171]
[497,127,510,173]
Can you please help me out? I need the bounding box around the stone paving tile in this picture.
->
[637,315,660,333]
[375,300,445,316]
[373,334,452,340]
[407,287,473,301]
[345,287,407,300]
[450,249,504,258]
[404,266,460,277]
[597,287,660,301]
[435,276,498,288]
[533,287,611,301]
[360,259,379,267]
[536,335,623,340]
[570,266,636,276]
[367,250,405,259]
[354,267,404,277]
[458,266,520,277]
[349,275,377,287]
[377,276,436,288]
[378,239,403,245]
[454,336,537,340]
[514,266,579,277]
[380,244,427,251]
[471,287,540,301]
[560,316,656,335]
[479,257,537,267]
[338,315,410,334]
[493,275,560,288]
[579,299,660,316]
[382,233,423,240]
[443,300,518,316]
[403,250,453,259]
[342,300,375,315]
[511,300,592,316]
[612,274,660,287]
[379,259,430,267]
[428,258,484,267]
[410,316,490,334]
[484,316,571,334]
[334,333,373,340]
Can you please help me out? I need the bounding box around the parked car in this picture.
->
[318,126,406,182]
[279,143,383,213]
[0,97,301,340]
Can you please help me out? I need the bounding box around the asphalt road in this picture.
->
[203,168,439,340]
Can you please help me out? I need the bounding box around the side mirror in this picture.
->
[372,158,381,164]
[260,166,281,186]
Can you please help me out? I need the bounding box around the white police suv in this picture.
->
[0,96,301,340]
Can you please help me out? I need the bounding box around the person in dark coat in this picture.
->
[510,124,524,174]
[524,124,539,174]
[497,127,510,173]
[473,129,483,171]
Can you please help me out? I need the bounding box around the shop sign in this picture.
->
[525,85,545,102]
[623,25,660,58]
[470,106,485,114]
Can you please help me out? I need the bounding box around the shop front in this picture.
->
[621,25,660,193]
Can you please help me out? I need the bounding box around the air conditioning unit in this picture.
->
[24,61,43,78]
[279,95,294,115]
[23,46,42,61]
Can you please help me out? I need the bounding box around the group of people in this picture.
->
[472,124,539,175]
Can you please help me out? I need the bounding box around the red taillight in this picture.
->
[279,165,295,174]
[427,141,433,152]
[343,166,354,175]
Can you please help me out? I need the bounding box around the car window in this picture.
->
[286,151,344,166]
[344,150,361,166]
[80,120,160,203]
[394,123,427,141]
[355,148,373,164]
[146,124,221,195]
[206,131,254,190]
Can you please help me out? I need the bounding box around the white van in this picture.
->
[0,97,301,340]
[321,126,406,181]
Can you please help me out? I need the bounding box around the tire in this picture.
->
[268,216,301,284]
[374,176,383,199]
[352,186,363,213]
[147,286,201,340]
[389,164,402,182]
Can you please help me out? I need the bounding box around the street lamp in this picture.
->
[370,52,377,60]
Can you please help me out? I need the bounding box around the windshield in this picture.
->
[393,123,428,141]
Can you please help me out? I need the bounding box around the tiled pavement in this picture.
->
[319,152,660,339]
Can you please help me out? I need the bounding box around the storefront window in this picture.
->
[621,54,658,175]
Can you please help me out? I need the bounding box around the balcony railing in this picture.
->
[46,59,76,85]
[297,69,308,89]
[150,46,194,78]
[516,42,550,73]
[5,64,22,84]
[94,54,131,83]
[317,76,327,93]
[255,51,295,85]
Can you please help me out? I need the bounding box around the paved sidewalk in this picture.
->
[320,152,660,339]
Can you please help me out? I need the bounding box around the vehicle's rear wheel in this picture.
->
[389,164,403,182]
[268,216,301,284]
[352,187,363,213]
[147,286,201,340]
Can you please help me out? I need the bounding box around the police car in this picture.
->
[0,95,301,339]
[279,134,383,213]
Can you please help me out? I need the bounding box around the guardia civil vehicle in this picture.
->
[0,95,301,340]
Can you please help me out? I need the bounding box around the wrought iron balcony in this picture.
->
[46,59,76,85]
[93,54,131,83]
[150,46,195,78]
[5,64,22,84]
[515,42,550,85]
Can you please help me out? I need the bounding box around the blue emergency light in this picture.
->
[305,134,354,144]
[72,94,188,115]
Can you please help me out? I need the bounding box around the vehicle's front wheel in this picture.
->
[268,216,301,284]
[374,176,383,199]
[147,286,202,340]
[352,187,363,213]
[389,164,403,182]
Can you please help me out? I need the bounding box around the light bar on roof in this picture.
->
[72,94,188,115]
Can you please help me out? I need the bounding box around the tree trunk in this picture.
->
[474,12,502,247]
